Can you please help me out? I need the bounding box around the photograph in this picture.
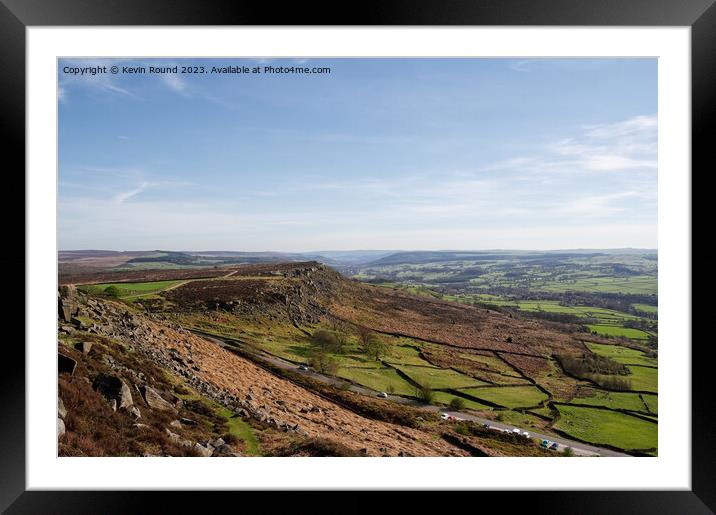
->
[56,57,658,458]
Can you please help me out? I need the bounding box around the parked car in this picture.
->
[482,423,491,429]
[512,428,521,434]
[522,431,530,438]
[298,365,309,371]
[549,442,559,451]
[540,440,550,448]
[376,391,388,398]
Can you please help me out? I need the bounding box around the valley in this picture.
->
[58,249,658,457]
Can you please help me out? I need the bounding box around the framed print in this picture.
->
[3,0,714,512]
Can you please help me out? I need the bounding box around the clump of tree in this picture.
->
[311,329,347,354]
[559,353,629,377]
[558,353,632,391]
[415,384,434,404]
[103,285,122,298]
[357,326,388,361]
[308,352,340,375]
[449,397,466,410]
[592,375,631,391]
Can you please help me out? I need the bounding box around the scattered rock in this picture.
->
[180,417,197,426]
[209,437,225,448]
[108,399,117,412]
[169,420,182,429]
[58,397,67,419]
[57,418,65,440]
[129,406,141,419]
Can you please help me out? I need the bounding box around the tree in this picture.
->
[312,328,349,354]
[103,285,121,298]
[562,446,575,457]
[363,333,388,361]
[449,397,465,410]
[357,326,372,347]
[308,351,340,375]
[415,384,434,404]
[311,329,339,352]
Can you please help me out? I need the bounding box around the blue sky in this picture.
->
[58,58,657,251]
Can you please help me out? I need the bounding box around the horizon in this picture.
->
[59,246,658,253]
[59,57,657,251]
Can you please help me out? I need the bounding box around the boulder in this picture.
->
[75,341,93,355]
[213,443,238,457]
[209,438,225,449]
[58,354,77,376]
[180,417,197,426]
[58,397,67,419]
[129,406,141,419]
[140,386,177,412]
[92,373,133,410]
[193,443,213,457]
[165,428,181,443]
[169,420,182,429]
[57,418,65,440]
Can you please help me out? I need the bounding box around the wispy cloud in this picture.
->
[112,181,157,205]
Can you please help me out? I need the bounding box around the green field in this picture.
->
[337,366,416,396]
[460,385,549,408]
[78,280,184,298]
[537,275,657,295]
[625,365,658,392]
[633,303,658,314]
[585,342,657,366]
[572,390,650,413]
[554,404,657,451]
[393,364,487,390]
[586,324,651,340]
[383,343,436,367]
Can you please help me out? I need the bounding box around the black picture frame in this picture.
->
[2,0,713,512]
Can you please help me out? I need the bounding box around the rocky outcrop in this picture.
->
[58,285,79,322]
